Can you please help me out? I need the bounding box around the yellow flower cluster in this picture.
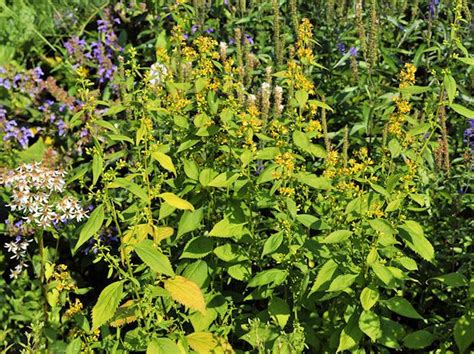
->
[287,60,315,93]
[395,98,411,114]
[278,187,295,197]
[274,152,296,175]
[65,298,83,318]
[326,150,339,166]
[269,119,289,138]
[297,18,313,45]
[399,63,416,88]
[52,264,77,292]
[305,119,322,134]
[366,201,384,218]
[194,36,218,55]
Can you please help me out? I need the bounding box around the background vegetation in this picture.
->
[0,0,473,352]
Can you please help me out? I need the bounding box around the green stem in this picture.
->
[37,230,49,324]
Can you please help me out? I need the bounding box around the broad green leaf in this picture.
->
[103,105,125,116]
[321,230,352,244]
[158,192,194,211]
[92,281,124,330]
[359,310,382,342]
[311,259,338,293]
[454,313,474,353]
[385,296,423,319]
[388,139,401,158]
[110,177,149,202]
[402,330,434,349]
[399,220,434,262]
[431,272,466,287]
[183,260,209,289]
[444,74,456,104]
[209,217,244,238]
[379,317,405,349]
[152,151,176,175]
[400,85,430,95]
[268,297,290,329]
[19,138,47,162]
[134,240,175,277]
[180,236,214,259]
[213,244,247,263]
[262,232,284,256]
[397,256,418,271]
[360,286,379,311]
[177,208,204,237]
[450,103,474,119]
[297,173,332,190]
[328,274,358,292]
[186,332,218,353]
[146,338,181,354]
[164,276,206,314]
[457,57,474,66]
[372,262,396,288]
[295,90,308,108]
[337,313,363,352]
[369,219,396,235]
[66,338,82,354]
[92,153,103,186]
[183,159,199,180]
[74,204,105,252]
[247,269,288,288]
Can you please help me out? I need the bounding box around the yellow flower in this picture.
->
[399,63,416,88]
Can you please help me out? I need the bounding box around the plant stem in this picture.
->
[37,230,49,324]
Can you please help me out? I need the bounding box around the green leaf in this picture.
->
[369,219,396,235]
[385,296,423,319]
[450,103,474,119]
[321,230,352,244]
[454,313,474,353]
[209,217,244,238]
[431,272,466,287]
[328,274,358,292]
[400,85,430,95]
[457,57,474,66]
[180,236,214,259]
[92,153,103,186]
[268,297,290,329]
[74,204,105,252]
[177,209,204,237]
[402,330,434,349]
[337,313,363,352]
[372,263,396,288]
[103,105,125,116]
[311,259,338,293]
[66,338,82,354]
[109,178,148,202]
[158,192,194,211]
[183,159,199,180]
[360,286,379,311]
[379,317,405,349]
[444,75,456,104]
[19,138,46,162]
[295,90,308,108]
[92,281,124,330]
[134,240,175,277]
[359,310,382,342]
[247,269,288,288]
[146,338,181,354]
[262,232,284,256]
[152,151,176,175]
[399,220,434,262]
[297,173,332,189]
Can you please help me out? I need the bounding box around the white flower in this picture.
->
[149,63,168,85]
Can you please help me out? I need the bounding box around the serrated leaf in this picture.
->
[178,208,204,237]
[183,159,199,180]
[92,281,124,330]
[186,332,218,354]
[360,286,379,311]
[454,313,474,353]
[146,338,181,354]
[337,313,363,352]
[74,204,105,252]
[311,259,338,293]
[152,151,176,175]
[262,232,284,256]
[399,220,434,262]
[268,297,290,329]
[247,269,288,288]
[328,274,358,292]
[372,263,396,288]
[297,173,332,189]
[321,230,353,244]
[209,217,244,238]
[359,310,382,342]
[402,330,434,349]
[164,276,206,314]
[181,236,214,259]
[134,240,175,277]
[385,296,423,319]
[158,192,194,211]
[369,219,396,235]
